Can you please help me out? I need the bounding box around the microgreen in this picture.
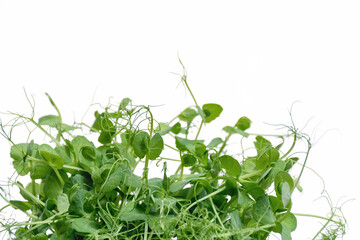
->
[0,68,347,239]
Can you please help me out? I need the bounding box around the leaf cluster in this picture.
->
[0,90,346,240]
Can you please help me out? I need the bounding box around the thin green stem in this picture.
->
[62,164,86,172]
[218,133,232,156]
[183,78,198,107]
[165,144,179,152]
[195,120,203,140]
[279,131,297,160]
[293,140,312,193]
[14,182,45,207]
[144,221,148,240]
[178,57,199,107]
[52,167,65,186]
[294,212,342,225]
[209,197,224,228]
[186,186,226,211]
[159,157,181,162]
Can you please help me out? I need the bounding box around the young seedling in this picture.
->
[0,68,347,239]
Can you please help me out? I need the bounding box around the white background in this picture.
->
[0,1,359,239]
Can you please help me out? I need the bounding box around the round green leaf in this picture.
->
[39,144,63,169]
[235,116,251,131]
[132,131,150,159]
[178,107,198,123]
[43,170,67,199]
[30,163,51,179]
[181,154,197,167]
[275,171,294,201]
[282,212,297,232]
[218,155,241,177]
[171,122,182,134]
[10,143,33,176]
[202,103,223,123]
[148,133,164,160]
[57,193,70,213]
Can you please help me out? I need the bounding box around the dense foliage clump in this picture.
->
[0,74,346,239]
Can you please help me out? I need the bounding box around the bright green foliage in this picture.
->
[202,103,223,123]
[0,88,346,240]
[235,116,251,131]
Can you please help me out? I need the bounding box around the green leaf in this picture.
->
[275,171,294,207]
[169,179,192,193]
[91,111,116,144]
[132,131,150,159]
[43,170,67,199]
[19,182,40,203]
[55,145,73,165]
[171,122,182,134]
[194,142,207,157]
[63,174,89,196]
[102,164,142,192]
[218,155,241,177]
[148,215,177,234]
[57,193,70,213]
[175,136,204,152]
[225,177,238,196]
[155,123,171,135]
[237,189,253,208]
[119,201,148,221]
[178,107,198,123]
[207,137,223,149]
[78,146,98,173]
[235,116,251,131]
[253,195,276,225]
[256,147,280,169]
[9,200,31,212]
[72,218,100,233]
[281,182,291,207]
[279,213,297,240]
[148,133,164,160]
[10,143,33,176]
[282,212,297,232]
[230,210,245,230]
[38,115,76,132]
[269,196,283,212]
[202,103,223,123]
[68,188,92,217]
[254,135,272,153]
[38,115,60,127]
[39,144,64,169]
[54,219,72,235]
[222,126,249,137]
[119,97,131,109]
[26,140,35,156]
[30,163,51,179]
[71,136,95,160]
[181,154,197,167]
[31,233,48,240]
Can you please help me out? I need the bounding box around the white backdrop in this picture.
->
[0,1,359,239]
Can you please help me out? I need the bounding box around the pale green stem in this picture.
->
[52,167,65,186]
[195,120,203,140]
[209,197,225,228]
[14,182,45,207]
[293,212,342,225]
[186,186,226,211]
[218,133,232,156]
